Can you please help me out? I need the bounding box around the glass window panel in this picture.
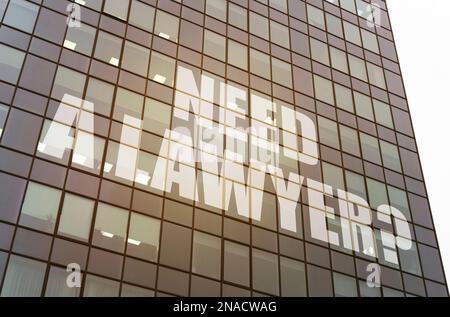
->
[85,78,114,116]
[349,55,367,81]
[307,5,325,29]
[77,0,103,11]
[51,66,86,100]
[361,29,379,53]
[314,75,334,105]
[0,44,25,84]
[93,203,128,252]
[1,255,46,297]
[380,141,401,172]
[113,87,144,122]
[340,125,360,156]
[253,249,279,295]
[224,241,250,287]
[269,0,287,12]
[192,231,221,279]
[334,84,354,112]
[122,41,150,77]
[71,133,105,175]
[367,178,388,209]
[19,182,62,233]
[272,57,292,88]
[3,0,38,33]
[58,193,95,242]
[367,63,386,89]
[204,30,226,61]
[345,170,367,200]
[143,98,172,136]
[330,47,348,73]
[83,274,120,297]
[311,38,330,66]
[0,104,9,138]
[64,23,96,55]
[318,116,340,149]
[359,280,381,297]
[373,100,393,128]
[341,0,357,14]
[94,31,123,67]
[249,12,269,40]
[333,272,358,297]
[104,0,129,20]
[229,3,247,30]
[387,186,411,220]
[129,0,155,32]
[148,51,176,86]
[270,21,290,49]
[360,133,381,165]
[127,213,160,262]
[280,257,306,296]
[206,0,226,21]
[354,92,374,121]
[323,162,345,190]
[36,119,75,165]
[45,266,81,297]
[121,284,154,297]
[154,10,179,42]
[250,49,270,79]
[326,13,343,37]
[399,242,422,276]
[228,40,248,70]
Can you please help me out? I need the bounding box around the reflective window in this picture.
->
[340,125,360,157]
[104,0,129,20]
[72,133,105,175]
[85,78,114,116]
[333,272,358,297]
[349,55,367,81]
[323,162,345,190]
[330,47,348,73]
[380,141,401,172]
[127,213,160,261]
[0,104,9,138]
[229,3,247,30]
[113,87,144,122]
[307,5,325,29]
[269,0,287,13]
[272,57,292,88]
[373,100,393,128]
[19,182,62,233]
[154,10,179,42]
[45,266,81,297]
[148,51,176,86]
[354,92,374,121]
[326,13,343,37]
[228,40,248,70]
[94,31,123,67]
[270,21,290,49]
[51,66,86,100]
[83,274,120,297]
[314,75,334,105]
[192,231,221,279]
[129,0,155,32]
[343,21,361,46]
[93,203,128,252]
[367,63,386,89]
[224,241,249,287]
[311,38,330,66]
[3,0,38,33]
[249,12,269,40]
[0,44,25,84]
[360,133,381,165]
[143,98,172,136]
[334,84,354,112]
[206,0,226,21]
[204,30,226,61]
[250,49,270,79]
[280,257,306,296]
[318,116,340,149]
[58,193,95,242]
[64,23,96,56]
[122,41,150,77]
[253,249,279,295]
[361,29,379,53]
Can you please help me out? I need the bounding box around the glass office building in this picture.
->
[0,0,447,297]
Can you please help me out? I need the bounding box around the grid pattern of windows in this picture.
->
[0,0,447,297]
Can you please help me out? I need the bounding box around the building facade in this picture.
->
[0,0,448,297]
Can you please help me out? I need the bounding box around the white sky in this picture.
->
[387,0,450,286]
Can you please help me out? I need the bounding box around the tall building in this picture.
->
[0,0,447,297]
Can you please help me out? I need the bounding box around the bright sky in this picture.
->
[387,0,450,286]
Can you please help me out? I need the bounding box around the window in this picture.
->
[253,249,279,295]
[380,141,401,172]
[129,0,155,32]
[0,44,25,84]
[204,30,226,61]
[94,31,123,67]
[345,171,367,200]
[192,231,221,279]
[330,47,348,73]
[340,125,360,156]
[159,222,192,271]
[0,104,8,138]
[399,242,422,276]
[58,193,94,242]
[143,98,172,136]
[307,5,325,29]
[271,57,292,88]
[280,257,306,296]
[270,21,290,49]
[45,266,81,297]
[326,13,343,37]
[154,10,179,42]
[318,116,340,149]
[367,63,386,89]
[269,0,287,12]
[83,274,120,297]
[206,0,226,21]
[127,213,160,261]
[361,29,379,53]
[229,3,247,30]
[19,182,61,233]
[250,12,269,40]
[122,41,150,77]
[36,119,74,165]
[228,40,248,70]
[250,49,270,79]
[93,203,128,252]
[51,66,87,101]
[85,78,114,116]
[334,84,354,112]
[367,178,388,209]
[354,92,374,121]
[148,51,176,86]
[224,241,250,287]
[349,55,367,81]
[1,255,46,297]
[104,0,129,20]
[314,75,334,105]
[360,133,381,165]
[387,186,411,220]
[72,133,105,175]
[373,100,393,128]
[333,272,358,297]
[311,39,330,66]
[3,0,38,33]
[113,87,144,122]
[341,0,356,13]
[64,23,96,56]
[322,162,345,190]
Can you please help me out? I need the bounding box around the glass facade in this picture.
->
[0,0,447,297]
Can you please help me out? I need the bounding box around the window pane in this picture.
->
[344,21,361,46]
[280,257,306,296]
[326,13,343,37]
[318,116,339,149]
[333,272,358,297]
[127,213,160,261]
[322,162,345,190]
[104,0,129,20]
[148,51,176,86]
[330,47,348,73]
[45,266,81,297]
[335,84,354,112]
[228,40,248,70]
[367,63,386,89]
[85,78,114,116]
[314,75,334,105]
[253,249,279,295]
[94,31,123,67]
[154,10,179,42]
[3,0,38,33]
[229,3,247,30]
[113,87,144,122]
[1,255,46,297]
[93,203,128,252]
[272,57,292,88]
[0,104,9,138]
[121,284,154,297]
[122,41,150,77]
[380,141,401,172]
[143,98,172,136]
[250,49,270,79]
[250,12,269,40]
[37,119,74,165]
[206,0,226,21]
[367,179,388,209]
[0,44,25,84]
[340,125,360,156]
[311,38,330,66]
[270,21,290,49]
[349,55,367,81]
[361,29,379,53]
[204,30,226,61]
[83,274,120,297]
[345,170,366,199]
[224,241,249,287]
[341,0,356,13]
[58,193,94,242]
[307,5,325,29]
[192,231,221,279]
[20,182,61,233]
[51,66,87,100]
[129,0,155,32]
[72,133,105,175]
[64,23,96,55]
[360,133,381,164]
[354,92,374,121]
